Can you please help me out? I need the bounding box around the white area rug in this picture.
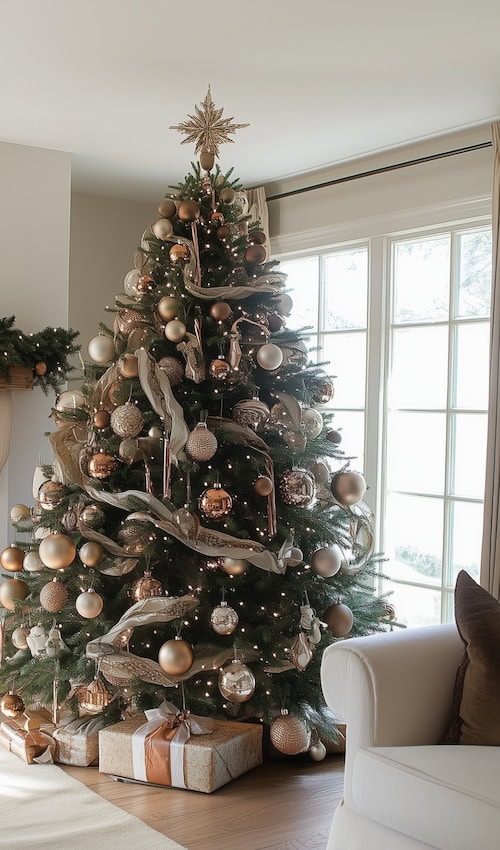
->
[0,746,186,849]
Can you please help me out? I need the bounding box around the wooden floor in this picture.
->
[64,753,344,850]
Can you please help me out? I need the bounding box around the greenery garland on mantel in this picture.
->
[0,316,80,393]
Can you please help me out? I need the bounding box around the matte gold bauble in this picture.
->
[39,533,76,570]
[87,334,115,364]
[117,524,152,555]
[199,149,215,172]
[279,469,315,507]
[311,545,343,578]
[169,243,190,264]
[118,353,139,379]
[93,409,111,430]
[250,230,266,245]
[209,357,231,381]
[11,626,30,650]
[326,429,342,445]
[324,602,354,637]
[40,578,68,613]
[218,660,255,703]
[0,545,25,573]
[331,471,366,506]
[158,637,194,676]
[256,343,283,371]
[254,476,274,497]
[220,187,236,204]
[35,360,47,376]
[210,601,239,635]
[110,403,144,439]
[312,378,335,405]
[220,558,248,577]
[10,504,31,523]
[23,550,43,573]
[38,480,67,511]
[172,506,200,540]
[80,504,105,528]
[232,398,270,431]
[283,430,307,451]
[210,301,232,321]
[198,486,233,521]
[177,200,200,222]
[0,578,29,610]
[270,710,310,755]
[79,541,103,568]
[157,295,178,322]
[0,692,25,719]
[79,676,112,715]
[88,451,118,480]
[301,408,324,440]
[186,423,218,462]
[158,198,177,219]
[76,588,104,619]
[158,356,184,386]
[152,218,174,240]
[165,319,186,342]
[244,244,266,264]
[56,389,87,412]
[130,570,164,602]
[216,224,231,240]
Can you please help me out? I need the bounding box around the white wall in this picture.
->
[0,143,71,550]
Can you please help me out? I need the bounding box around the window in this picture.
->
[279,217,492,628]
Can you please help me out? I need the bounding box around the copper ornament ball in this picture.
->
[0,545,25,573]
[39,533,76,570]
[210,211,224,226]
[169,243,190,265]
[254,476,274,497]
[152,218,174,240]
[331,471,366,506]
[216,224,231,240]
[270,711,310,755]
[0,577,29,610]
[210,301,232,321]
[0,692,25,719]
[218,660,255,703]
[198,486,233,521]
[135,274,155,294]
[79,541,103,568]
[130,571,164,602]
[177,200,200,223]
[38,480,67,510]
[220,557,248,577]
[324,602,354,637]
[157,295,178,322]
[165,319,186,342]
[244,243,266,264]
[250,230,266,245]
[158,356,184,386]
[40,579,68,613]
[158,198,177,220]
[88,451,118,480]
[158,637,194,676]
[35,361,47,376]
[326,429,342,445]
[93,409,111,430]
[209,357,231,382]
[118,353,139,379]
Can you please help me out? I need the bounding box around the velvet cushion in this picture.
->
[445,570,500,745]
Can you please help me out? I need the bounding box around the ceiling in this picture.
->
[2,1,499,201]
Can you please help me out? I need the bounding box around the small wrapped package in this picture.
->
[53,715,109,767]
[99,701,262,793]
[0,717,55,764]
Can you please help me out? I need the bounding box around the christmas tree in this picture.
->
[0,90,388,757]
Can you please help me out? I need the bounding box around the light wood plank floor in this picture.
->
[64,753,344,850]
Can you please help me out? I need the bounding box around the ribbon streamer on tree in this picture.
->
[227,317,269,371]
[135,348,189,464]
[48,420,90,488]
[177,332,206,383]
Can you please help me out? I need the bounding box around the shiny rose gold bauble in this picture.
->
[152,218,174,240]
[76,588,104,619]
[0,578,29,610]
[38,480,67,510]
[130,570,164,602]
[88,334,115,364]
[11,626,30,650]
[157,296,178,321]
[312,378,335,405]
[210,211,224,226]
[244,244,266,264]
[39,533,76,570]
[209,357,231,381]
[210,302,232,321]
[324,602,354,637]
[135,274,155,294]
[93,409,111,430]
[186,423,218,462]
[249,230,266,244]
[331,471,366,506]
[110,403,144,439]
[177,200,200,222]
[270,710,310,755]
[311,545,343,578]
[88,452,118,480]
[80,504,105,528]
[10,504,30,523]
[198,486,233,520]
[0,546,25,573]
[220,558,248,577]
[158,637,194,676]
[158,357,184,386]
[118,353,139,378]
[256,343,283,371]
[40,578,68,613]
[158,198,177,219]
[79,542,103,568]
[254,476,274,497]
[0,692,25,719]
[165,320,186,342]
[210,601,238,635]
[279,469,316,507]
[218,660,255,703]
[35,361,47,376]
[169,244,190,264]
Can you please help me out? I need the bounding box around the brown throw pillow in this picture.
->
[446,570,500,745]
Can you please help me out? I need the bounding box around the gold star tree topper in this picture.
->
[170,86,249,158]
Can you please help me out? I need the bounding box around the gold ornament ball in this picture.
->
[152,218,174,240]
[199,149,215,171]
[172,506,200,540]
[35,360,47,376]
[88,334,115,364]
[39,533,76,570]
[10,504,30,523]
[158,637,194,676]
[254,476,274,497]
[130,571,164,602]
[79,677,112,715]
[210,601,239,635]
[76,589,104,619]
[324,602,354,637]
[279,469,316,507]
[158,356,184,386]
[110,403,144,439]
[311,545,343,578]
[23,550,43,573]
[11,626,30,650]
[148,425,164,440]
[250,230,266,245]
[56,389,87,412]
[0,578,29,611]
[244,244,266,264]
[270,711,310,755]
[88,451,118,480]
[186,423,218,462]
[157,295,178,321]
[177,200,200,222]
[331,471,366,506]
[158,198,177,219]
[198,486,233,521]
[283,429,307,451]
[301,408,324,440]
[80,504,105,528]
[165,319,186,343]
[118,353,139,379]
[209,357,231,381]
[220,187,236,204]
[40,579,68,613]
[220,558,248,577]
[0,692,25,719]
[210,301,232,321]
[169,243,190,264]
[93,409,111,430]
[79,541,103,568]
[218,660,256,703]
[0,545,25,573]
[256,343,283,371]
[38,480,67,511]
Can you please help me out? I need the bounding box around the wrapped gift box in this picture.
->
[53,715,108,767]
[99,705,262,793]
[0,721,55,764]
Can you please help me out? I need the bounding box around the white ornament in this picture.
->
[10,504,30,523]
[256,343,283,371]
[27,624,47,658]
[165,320,186,342]
[44,626,68,658]
[123,269,142,298]
[88,334,115,364]
[23,550,43,572]
[56,390,87,412]
[309,739,327,762]
[311,545,343,578]
[76,589,104,619]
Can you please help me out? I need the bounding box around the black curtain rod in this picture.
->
[266,141,493,202]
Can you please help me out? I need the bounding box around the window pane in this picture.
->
[328,411,365,473]
[323,249,368,330]
[387,412,446,494]
[280,257,319,332]
[381,581,442,628]
[393,236,450,323]
[384,492,443,585]
[455,322,490,410]
[452,413,488,499]
[391,326,448,409]
[321,332,366,408]
[458,230,492,318]
[450,501,483,584]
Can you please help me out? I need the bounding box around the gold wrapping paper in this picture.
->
[53,719,104,767]
[99,716,262,793]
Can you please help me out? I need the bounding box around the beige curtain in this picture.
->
[246,187,271,249]
[480,122,500,597]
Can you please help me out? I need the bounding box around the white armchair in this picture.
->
[320,624,500,850]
